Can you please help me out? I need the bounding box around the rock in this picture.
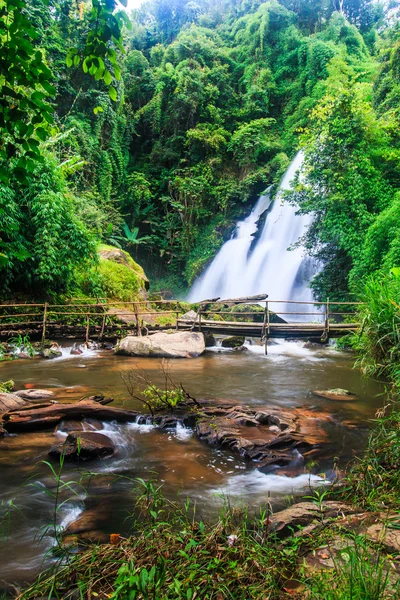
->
[180,310,198,321]
[303,340,327,348]
[70,343,83,356]
[364,521,400,553]
[101,342,115,350]
[221,336,245,348]
[313,388,357,402]
[18,351,32,359]
[41,348,62,359]
[15,389,54,400]
[0,392,29,413]
[49,431,115,461]
[0,425,6,437]
[116,331,205,358]
[204,334,216,347]
[267,501,354,536]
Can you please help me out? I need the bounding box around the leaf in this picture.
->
[35,127,47,141]
[93,106,104,114]
[109,86,117,101]
[104,70,113,86]
[0,254,8,268]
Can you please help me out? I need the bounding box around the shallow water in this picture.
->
[0,340,385,589]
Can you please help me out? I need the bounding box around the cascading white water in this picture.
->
[188,151,318,320]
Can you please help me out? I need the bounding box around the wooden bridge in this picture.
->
[0,294,361,344]
[176,295,361,345]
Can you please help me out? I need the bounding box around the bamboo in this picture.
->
[85,314,90,344]
[0,313,42,319]
[41,302,48,346]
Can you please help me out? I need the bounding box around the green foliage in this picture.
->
[142,385,185,412]
[7,334,35,357]
[0,380,14,393]
[0,0,55,184]
[352,271,400,390]
[287,55,400,300]
[2,0,400,298]
[344,404,400,510]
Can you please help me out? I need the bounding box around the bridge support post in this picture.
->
[41,302,48,347]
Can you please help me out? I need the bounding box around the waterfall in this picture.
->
[188,151,318,320]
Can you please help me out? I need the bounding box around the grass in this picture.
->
[16,471,400,600]
[341,405,400,511]
[352,272,400,391]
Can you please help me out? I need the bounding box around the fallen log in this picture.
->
[218,294,268,304]
[2,399,139,433]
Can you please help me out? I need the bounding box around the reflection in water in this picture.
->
[0,341,385,588]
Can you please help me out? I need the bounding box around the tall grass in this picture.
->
[353,272,400,391]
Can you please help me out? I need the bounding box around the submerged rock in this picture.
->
[313,388,357,402]
[49,431,115,461]
[40,348,62,359]
[221,336,245,348]
[116,331,205,358]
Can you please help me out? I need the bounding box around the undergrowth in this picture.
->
[16,475,400,600]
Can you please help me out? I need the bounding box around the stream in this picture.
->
[0,340,385,591]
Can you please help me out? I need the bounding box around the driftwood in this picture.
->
[2,398,139,433]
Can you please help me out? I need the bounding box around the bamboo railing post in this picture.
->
[134,304,141,337]
[85,313,90,344]
[99,312,106,341]
[265,301,270,355]
[41,303,48,347]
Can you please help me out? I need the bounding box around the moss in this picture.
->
[74,245,149,302]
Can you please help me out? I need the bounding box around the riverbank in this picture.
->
[16,405,400,599]
[0,339,395,596]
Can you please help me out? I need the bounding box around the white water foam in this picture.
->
[53,344,100,361]
[215,471,330,498]
[174,422,193,440]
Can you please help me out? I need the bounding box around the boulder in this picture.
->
[313,388,357,402]
[0,392,29,413]
[221,336,245,348]
[116,331,205,358]
[15,389,54,400]
[49,431,115,461]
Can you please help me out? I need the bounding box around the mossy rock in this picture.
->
[221,336,245,348]
[97,245,149,302]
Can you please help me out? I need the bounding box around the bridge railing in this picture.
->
[0,299,189,342]
[0,297,363,342]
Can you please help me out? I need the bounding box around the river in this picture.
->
[0,340,385,591]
